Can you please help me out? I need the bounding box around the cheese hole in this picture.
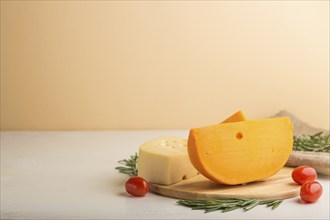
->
[182,175,187,180]
[236,132,243,140]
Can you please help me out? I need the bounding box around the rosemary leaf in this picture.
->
[222,206,241,213]
[204,206,222,213]
[271,200,283,210]
[259,199,275,205]
[265,200,278,207]
[243,200,260,211]
[240,199,256,206]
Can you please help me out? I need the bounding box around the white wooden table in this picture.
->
[1,131,329,219]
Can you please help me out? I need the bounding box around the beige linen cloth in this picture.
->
[272,110,330,175]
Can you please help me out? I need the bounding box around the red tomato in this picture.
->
[300,181,323,203]
[292,166,317,185]
[125,177,149,196]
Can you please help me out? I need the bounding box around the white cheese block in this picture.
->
[138,136,199,185]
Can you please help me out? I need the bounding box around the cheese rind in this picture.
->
[138,136,198,185]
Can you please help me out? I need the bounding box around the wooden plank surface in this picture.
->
[149,167,299,200]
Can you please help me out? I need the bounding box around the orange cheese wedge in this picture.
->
[187,117,293,185]
[220,111,246,123]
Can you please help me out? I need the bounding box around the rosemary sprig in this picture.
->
[115,153,138,176]
[177,198,283,213]
[293,132,330,153]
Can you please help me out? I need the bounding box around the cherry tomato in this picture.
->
[300,181,323,203]
[292,166,317,185]
[125,177,149,196]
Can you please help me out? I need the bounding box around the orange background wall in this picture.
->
[1,1,329,130]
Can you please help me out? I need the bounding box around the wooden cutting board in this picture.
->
[149,167,300,200]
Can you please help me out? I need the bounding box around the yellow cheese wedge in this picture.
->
[138,136,198,185]
[188,117,293,185]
